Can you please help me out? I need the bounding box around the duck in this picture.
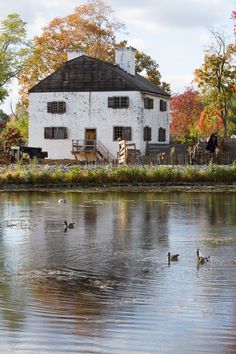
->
[197,249,210,265]
[58,199,66,203]
[64,221,75,229]
[167,252,179,262]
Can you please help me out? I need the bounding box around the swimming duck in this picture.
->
[197,249,210,265]
[167,252,179,262]
[64,221,75,229]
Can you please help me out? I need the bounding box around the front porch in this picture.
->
[71,139,116,163]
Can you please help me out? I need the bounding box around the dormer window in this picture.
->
[108,96,129,109]
[47,101,66,114]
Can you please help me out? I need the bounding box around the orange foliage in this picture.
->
[198,107,224,136]
[18,0,125,107]
[170,87,202,139]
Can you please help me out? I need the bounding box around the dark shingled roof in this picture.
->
[29,55,170,98]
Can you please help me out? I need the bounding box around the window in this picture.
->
[143,126,152,141]
[160,99,167,112]
[44,127,68,139]
[158,127,166,142]
[47,101,66,114]
[144,97,154,109]
[113,126,132,141]
[108,96,129,108]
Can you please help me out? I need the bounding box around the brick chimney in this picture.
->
[115,47,136,76]
[66,49,84,61]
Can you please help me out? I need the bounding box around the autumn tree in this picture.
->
[194,30,236,137]
[170,87,203,142]
[0,102,28,150]
[198,107,223,137]
[19,0,169,106]
[19,0,125,105]
[0,13,30,103]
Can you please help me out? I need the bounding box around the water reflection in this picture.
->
[0,191,236,353]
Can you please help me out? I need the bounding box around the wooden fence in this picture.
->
[127,151,236,166]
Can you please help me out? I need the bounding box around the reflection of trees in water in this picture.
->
[140,194,170,249]
[83,202,97,238]
[28,277,107,337]
[0,278,27,330]
[203,193,236,226]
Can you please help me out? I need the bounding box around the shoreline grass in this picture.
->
[0,163,236,186]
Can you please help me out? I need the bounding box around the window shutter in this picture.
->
[122,127,132,140]
[59,101,66,113]
[158,128,166,142]
[44,127,52,139]
[64,127,68,139]
[124,96,129,108]
[47,102,53,113]
[160,100,163,111]
[144,97,149,109]
[160,99,167,111]
[144,97,153,109]
[143,126,148,141]
[143,126,151,141]
[108,97,114,108]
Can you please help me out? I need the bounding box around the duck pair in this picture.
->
[168,249,210,265]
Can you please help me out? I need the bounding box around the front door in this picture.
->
[85,129,96,150]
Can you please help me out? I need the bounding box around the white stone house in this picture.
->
[28,47,170,160]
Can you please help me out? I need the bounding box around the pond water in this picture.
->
[0,190,236,353]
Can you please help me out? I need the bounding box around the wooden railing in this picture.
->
[96,140,116,163]
[72,139,116,163]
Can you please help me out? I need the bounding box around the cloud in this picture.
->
[0,0,233,114]
[111,0,231,31]
[127,40,148,52]
[1,0,231,31]
[163,74,196,94]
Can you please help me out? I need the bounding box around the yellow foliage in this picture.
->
[18,0,125,107]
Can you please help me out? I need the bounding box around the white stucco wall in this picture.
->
[29,91,169,159]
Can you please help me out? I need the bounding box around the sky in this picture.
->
[0,0,234,113]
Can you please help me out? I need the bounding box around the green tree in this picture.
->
[194,30,236,136]
[14,102,29,142]
[0,13,30,103]
[0,102,28,150]
[0,109,8,123]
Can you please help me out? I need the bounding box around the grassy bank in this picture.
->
[0,163,236,186]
